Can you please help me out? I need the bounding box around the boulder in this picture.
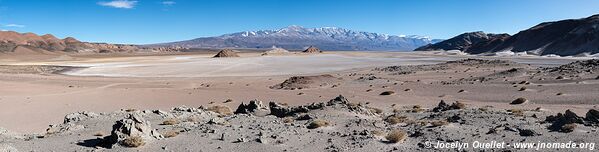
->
[103,113,163,148]
[545,110,585,131]
[234,100,270,116]
[586,109,599,123]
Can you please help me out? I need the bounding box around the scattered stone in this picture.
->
[379,91,395,96]
[518,129,540,136]
[510,97,528,105]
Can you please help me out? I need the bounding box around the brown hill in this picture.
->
[0,31,183,55]
[302,46,322,53]
[213,49,240,57]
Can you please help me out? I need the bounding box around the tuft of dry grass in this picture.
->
[307,119,330,129]
[122,136,145,147]
[450,101,466,109]
[371,130,385,136]
[431,120,449,127]
[162,118,179,125]
[185,116,199,123]
[282,117,294,123]
[561,123,576,133]
[207,105,233,116]
[162,130,180,138]
[385,115,409,125]
[385,129,407,143]
[508,109,524,116]
[368,107,384,114]
[410,105,424,113]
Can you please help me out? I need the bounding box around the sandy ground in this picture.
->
[0,51,597,134]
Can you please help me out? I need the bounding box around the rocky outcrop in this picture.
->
[103,113,163,148]
[302,46,322,53]
[270,74,339,90]
[213,49,240,57]
[234,100,270,116]
[545,110,586,132]
[414,32,509,52]
[420,14,599,56]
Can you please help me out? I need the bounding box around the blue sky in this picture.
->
[0,0,598,44]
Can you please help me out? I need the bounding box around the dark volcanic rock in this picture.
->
[213,49,240,57]
[586,109,599,123]
[545,110,585,131]
[414,31,509,51]
[427,14,599,56]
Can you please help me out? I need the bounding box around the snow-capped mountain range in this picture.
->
[149,25,442,51]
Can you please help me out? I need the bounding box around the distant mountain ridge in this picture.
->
[416,14,599,56]
[149,25,441,51]
[0,31,181,55]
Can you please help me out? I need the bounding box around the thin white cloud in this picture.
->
[98,0,138,9]
[4,24,25,28]
[162,1,176,5]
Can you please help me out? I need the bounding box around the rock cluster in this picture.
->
[102,113,163,148]
[545,109,599,132]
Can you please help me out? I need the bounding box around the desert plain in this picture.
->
[1,51,598,151]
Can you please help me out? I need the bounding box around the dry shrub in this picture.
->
[386,115,409,125]
[368,107,384,114]
[411,105,424,113]
[207,105,233,116]
[307,119,330,129]
[431,120,449,127]
[385,129,407,143]
[450,101,466,109]
[163,130,180,138]
[122,136,145,147]
[283,117,294,123]
[371,130,385,136]
[508,109,524,116]
[162,118,179,125]
[392,108,402,113]
[185,116,199,122]
[348,102,360,108]
[561,123,576,133]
